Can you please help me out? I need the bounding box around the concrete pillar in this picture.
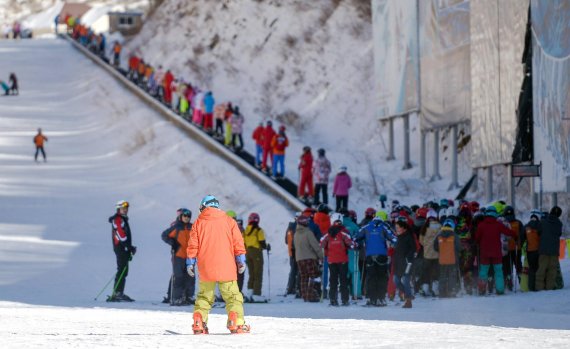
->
[552,192,558,207]
[486,166,493,203]
[403,114,412,170]
[530,178,538,209]
[508,165,515,210]
[448,125,460,190]
[430,130,442,182]
[472,168,479,192]
[387,118,395,161]
[420,130,426,178]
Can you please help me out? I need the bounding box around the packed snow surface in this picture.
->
[1,39,570,348]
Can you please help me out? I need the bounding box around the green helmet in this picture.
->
[492,201,507,215]
[226,210,237,218]
[375,210,388,221]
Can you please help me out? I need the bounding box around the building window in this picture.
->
[118,16,134,28]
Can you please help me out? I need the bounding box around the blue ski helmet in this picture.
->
[199,195,219,212]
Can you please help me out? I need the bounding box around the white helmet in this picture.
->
[330,212,343,225]
[115,200,129,209]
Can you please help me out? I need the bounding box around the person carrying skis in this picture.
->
[312,148,331,206]
[294,214,323,302]
[357,211,397,307]
[332,166,352,212]
[320,213,355,306]
[33,128,48,162]
[107,200,137,302]
[161,208,195,305]
[252,122,264,168]
[535,206,563,291]
[271,125,289,178]
[260,120,276,173]
[243,212,271,302]
[474,206,515,295]
[186,195,250,334]
[298,146,314,200]
[433,219,460,297]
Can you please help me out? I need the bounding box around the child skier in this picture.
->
[434,219,461,297]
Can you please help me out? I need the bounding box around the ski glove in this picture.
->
[186,258,196,277]
[236,255,246,274]
[129,246,137,255]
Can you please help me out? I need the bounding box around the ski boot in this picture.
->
[402,298,412,309]
[107,292,134,302]
[227,311,250,334]
[192,313,209,335]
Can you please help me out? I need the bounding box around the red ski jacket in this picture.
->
[320,226,354,264]
[474,217,515,259]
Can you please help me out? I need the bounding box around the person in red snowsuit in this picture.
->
[260,121,275,173]
[163,70,174,106]
[298,146,314,199]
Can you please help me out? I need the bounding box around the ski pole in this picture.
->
[109,263,129,298]
[266,249,271,301]
[94,272,117,301]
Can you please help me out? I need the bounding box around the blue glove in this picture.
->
[186,258,196,277]
[235,254,246,274]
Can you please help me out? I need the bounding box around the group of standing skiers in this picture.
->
[108,196,253,334]
[284,199,565,309]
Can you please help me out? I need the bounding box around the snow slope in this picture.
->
[1,39,570,348]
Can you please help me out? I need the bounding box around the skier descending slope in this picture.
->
[186,195,250,334]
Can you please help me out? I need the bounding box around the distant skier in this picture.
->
[230,106,244,151]
[33,128,48,162]
[202,91,215,133]
[107,200,137,302]
[535,206,563,291]
[112,41,121,67]
[8,73,18,95]
[186,195,250,334]
[270,125,289,178]
[312,148,331,206]
[252,122,264,168]
[161,208,195,305]
[260,120,276,173]
[298,146,314,200]
[332,166,352,212]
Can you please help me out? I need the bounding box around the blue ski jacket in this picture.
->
[357,219,397,257]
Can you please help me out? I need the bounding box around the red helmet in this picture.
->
[416,207,429,219]
[279,125,286,132]
[469,201,480,213]
[364,207,376,218]
[248,212,260,224]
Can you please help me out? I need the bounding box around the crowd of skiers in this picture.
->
[284,199,564,309]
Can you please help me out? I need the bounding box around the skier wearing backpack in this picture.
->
[243,212,271,302]
[320,213,355,306]
[161,208,195,305]
[434,219,461,297]
[357,211,397,306]
[107,200,137,302]
[187,195,250,334]
[522,210,541,291]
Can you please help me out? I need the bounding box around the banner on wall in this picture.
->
[531,0,570,193]
[419,0,471,130]
[372,0,420,119]
[469,0,528,169]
